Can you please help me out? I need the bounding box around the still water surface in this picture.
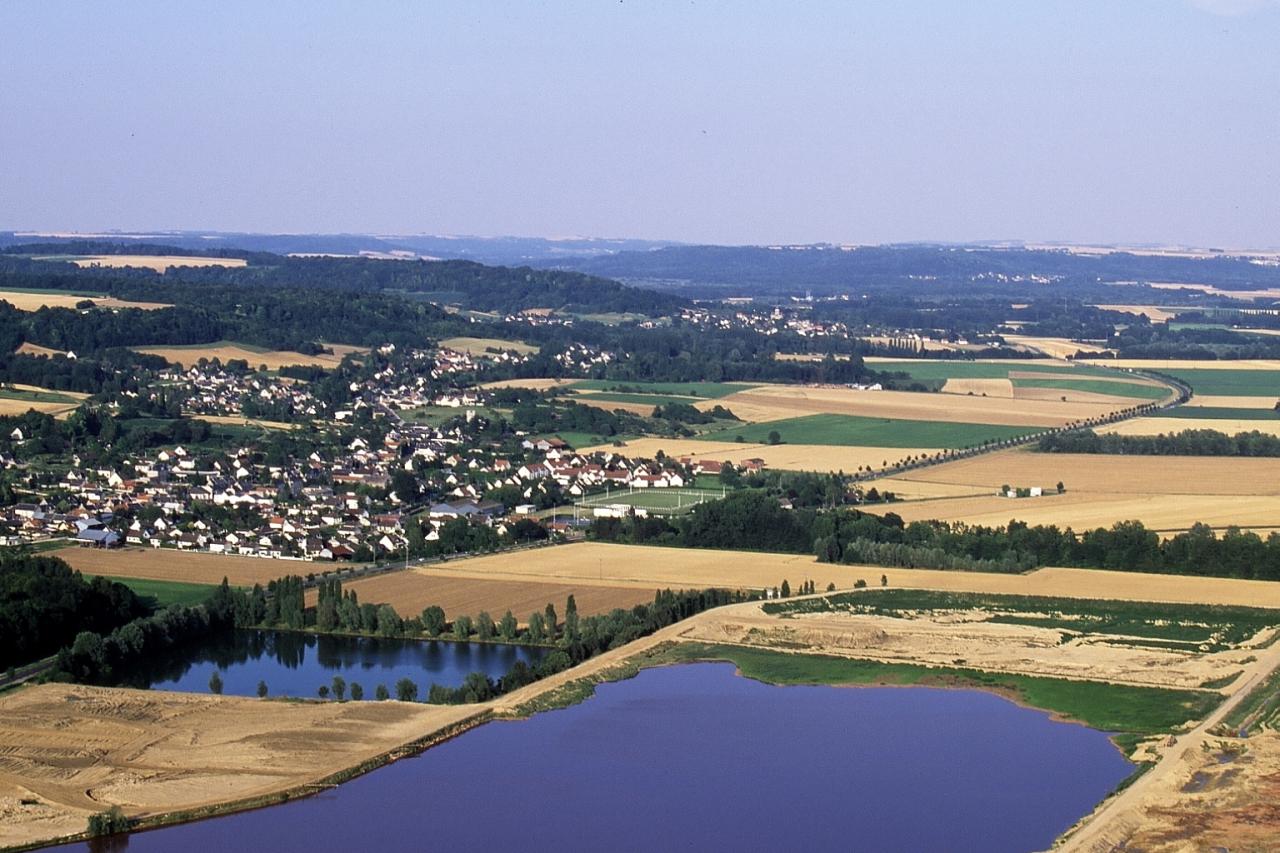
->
[115,629,545,699]
[52,662,1133,853]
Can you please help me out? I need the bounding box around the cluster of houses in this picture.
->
[159,364,325,422]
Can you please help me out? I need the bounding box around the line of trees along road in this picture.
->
[1039,428,1280,456]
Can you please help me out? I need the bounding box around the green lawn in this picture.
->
[0,389,80,404]
[696,413,1040,448]
[874,361,1116,382]
[547,431,639,449]
[1154,406,1279,419]
[1009,377,1170,399]
[566,380,756,399]
[95,576,219,608]
[570,391,702,407]
[579,487,729,513]
[1160,369,1280,397]
[661,643,1221,736]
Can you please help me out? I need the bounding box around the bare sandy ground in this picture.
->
[1098,416,1280,437]
[425,542,1280,608]
[1062,639,1280,853]
[0,290,172,312]
[53,547,307,587]
[135,343,366,370]
[0,684,473,850]
[578,437,945,473]
[685,605,1264,691]
[303,570,655,622]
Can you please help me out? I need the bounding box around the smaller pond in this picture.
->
[114,629,546,700]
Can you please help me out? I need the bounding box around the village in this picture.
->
[0,341,749,562]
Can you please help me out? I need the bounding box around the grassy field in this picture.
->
[868,360,1116,381]
[660,643,1220,735]
[696,413,1040,448]
[1154,405,1279,419]
[764,589,1280,652]
[1010,377,1169,400]
[95,576,220,608]
[1159,368,1280,396]
[578,487,729,514]
[567,379,756,399]
[568,391,705,407]
[0,388,80,404]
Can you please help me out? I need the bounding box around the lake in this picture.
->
[113,629,547,700]
[51,662,1134,852]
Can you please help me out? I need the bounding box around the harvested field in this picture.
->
[1093,304,1178,323]
[135,342,366,370]
[0,683,472,851]
[58,254,248,271]
[439,336,538,355]
[863,448,1280,532]
[479,378,576,391]
[433,542,1280,608]
[52,547,306,587]
[580,437,945,473]
[14,342,65,358]
[0,289,171,312]
[1001,335,1111,358]
[940,377,1014,397]
[1097,416,1280,437]
[1183,395,1280,409]
[1098,358,1280,371]
[189,414,300,431]
[705,384,1121,427]
[0,388,81,417]
[305,570,655,622]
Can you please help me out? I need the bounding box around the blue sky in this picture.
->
[1,1,1277,246]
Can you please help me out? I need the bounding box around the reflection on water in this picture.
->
[114,629,545,700]
[54,663,1135,853]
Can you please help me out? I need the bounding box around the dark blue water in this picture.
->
[114,629,545,700]
[52,663,1133,853]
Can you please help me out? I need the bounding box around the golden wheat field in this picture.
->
[700,384,1121,427]
[479,378,577,391]
[940,378,1014,397]
[1091,304,1178,323]
[14,342,66,358]
[135,343,366,370]
[1096,417,1280,437]
[862,448,1280,533]
[439,336,539,355]
[53,547,303,586]
[61,254,248,271]
[430,541,1280,608]
[1000,335,1111,358]
[0,289,171,312]
[579,437,944,473]
[305,570,654,622]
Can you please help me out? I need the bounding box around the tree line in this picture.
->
[1038,428,1280,456]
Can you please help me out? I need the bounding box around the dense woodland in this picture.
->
[0,554,148,670]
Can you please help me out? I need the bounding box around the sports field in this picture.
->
[577,486,728,514]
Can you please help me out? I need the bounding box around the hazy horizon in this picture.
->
[3,1,1278,248]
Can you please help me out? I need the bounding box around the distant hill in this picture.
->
[547,244,1280,299]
